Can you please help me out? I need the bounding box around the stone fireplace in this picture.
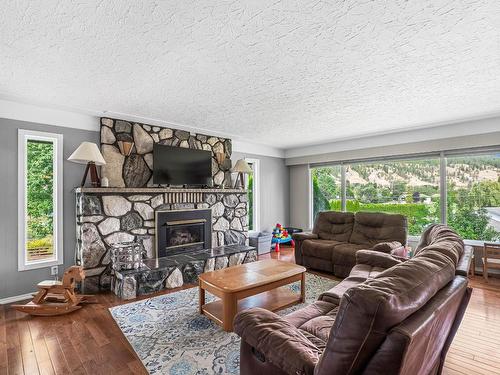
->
[75,116,255,295]
[75,187,251,292]
[156,208,212,257]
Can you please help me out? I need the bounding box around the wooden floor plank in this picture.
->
[5,308,24,375]
[28,317,56,375]
[16,311,40,375]
[1,247,499,375]
[0,306,8,375]
[44,335,71,375]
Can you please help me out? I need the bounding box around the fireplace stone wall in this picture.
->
[99,117,233,188]
[75,187,249,292]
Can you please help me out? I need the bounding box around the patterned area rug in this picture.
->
[110,273,337,375]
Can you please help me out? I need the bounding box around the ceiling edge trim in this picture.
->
[285,115,500,159]
[0,97,285,158]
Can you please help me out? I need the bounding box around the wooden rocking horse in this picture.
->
[13,266,96,316]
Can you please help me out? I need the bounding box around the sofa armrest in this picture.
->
[233,307,321,375]
[293,233,318,265]
[292,232,318,241]
[356,249,402,269]
[371,241,404,254]
[456,245,473,277]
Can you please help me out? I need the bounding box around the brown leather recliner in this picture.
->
[294,211,408,278]
[234,224,472,375]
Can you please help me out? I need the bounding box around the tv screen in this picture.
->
[153,144,213,186]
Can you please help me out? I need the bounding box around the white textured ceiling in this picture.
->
[1,1,500,147]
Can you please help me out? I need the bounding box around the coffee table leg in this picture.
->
[300,272,306,303]
[199,280,205,314]
[222,293,237,332]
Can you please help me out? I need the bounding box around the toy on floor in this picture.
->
[271,223,295,252]
[12,266,96,316]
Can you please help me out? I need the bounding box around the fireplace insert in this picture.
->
[155,209,212,257]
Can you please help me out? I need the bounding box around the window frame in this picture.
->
[245,158,260,233]
[309,147,500,242]
[18,129,64,271]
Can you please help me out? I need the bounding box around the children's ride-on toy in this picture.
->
[12,266,96,316]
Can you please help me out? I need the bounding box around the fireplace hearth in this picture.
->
[156,209,212,257]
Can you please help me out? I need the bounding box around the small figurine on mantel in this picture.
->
[231,159,253,189]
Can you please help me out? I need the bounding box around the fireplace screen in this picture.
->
[166,219,205,251]
[156,209,212,257]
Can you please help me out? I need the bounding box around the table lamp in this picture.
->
[231,159,252,189]
[68,142,106,187]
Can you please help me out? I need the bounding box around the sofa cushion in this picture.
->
[372,241,403,253]
[355,249,403,269]
[349,212,407,247]
[348,263,385,279]
[302,256,334,273]
[285,301,339,343]
[299,312,338,343]
[414,224,464,265]
[331,243,367,267]
[302,239,342,260]
[234,307,322,375]
[286,300,338,329]
[313,211,354,242]
[318,276,365,304]
[319,264,385,304]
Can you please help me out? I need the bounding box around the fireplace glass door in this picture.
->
[156,208,212,258]
[165,219,206,253]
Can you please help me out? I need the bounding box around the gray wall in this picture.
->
[0,119,290,298]
[289,164,310,231]
[232,152,289,232]
[0,118,98,299]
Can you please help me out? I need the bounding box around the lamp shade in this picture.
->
[231,159,252,173]
[68,142,106,165]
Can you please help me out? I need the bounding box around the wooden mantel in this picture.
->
[74,187,248,194]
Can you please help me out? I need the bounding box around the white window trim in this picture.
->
[245,158,260,233]
[308,167,313,230]
[18,129,63,271]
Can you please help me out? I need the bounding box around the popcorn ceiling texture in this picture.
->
[1,1,500,146]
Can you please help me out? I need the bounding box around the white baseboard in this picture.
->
[0,292,34,305]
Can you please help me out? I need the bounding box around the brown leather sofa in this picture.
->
[294,211,408,278]
[234,224,472,375]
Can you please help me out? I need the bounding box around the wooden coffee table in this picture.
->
[198,259,306,331]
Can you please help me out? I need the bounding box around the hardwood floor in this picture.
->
[1,247,498,375]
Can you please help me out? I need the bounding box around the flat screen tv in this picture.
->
[153,144,213,186]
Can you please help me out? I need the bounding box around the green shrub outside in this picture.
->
[27,236,53,251]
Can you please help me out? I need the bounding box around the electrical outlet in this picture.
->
[50,265,58,276]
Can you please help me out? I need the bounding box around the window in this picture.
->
[18,129,63,271]
[446,153,500,241]
[311,166,342,220]
[310,149,500,241]
[345,159,440,236]
[245,158,260,232]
